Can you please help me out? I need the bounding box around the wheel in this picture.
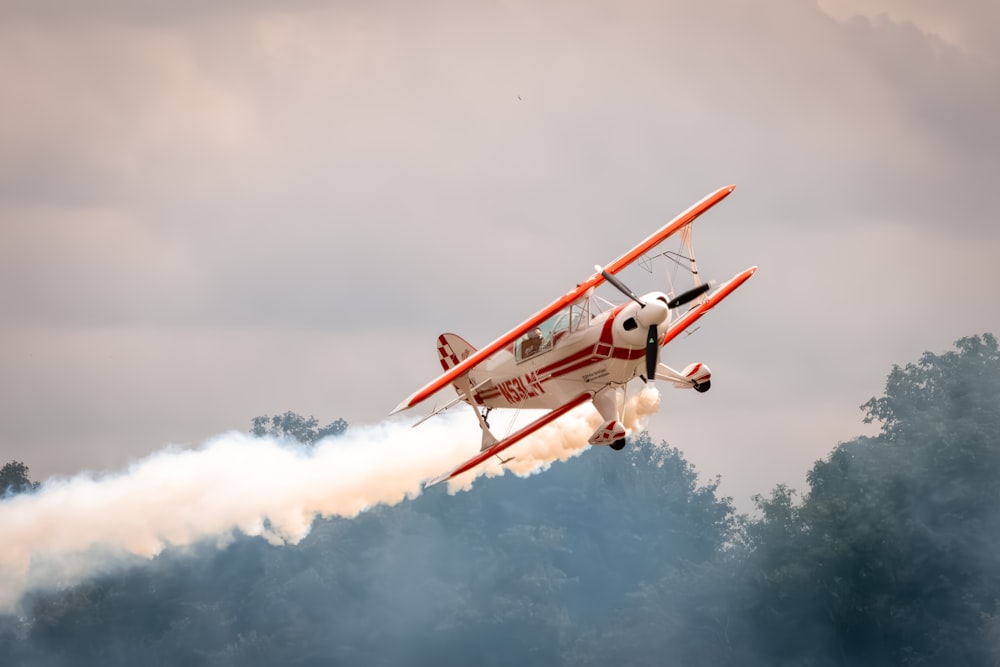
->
[694,380,711,393]
[610,438,626,451]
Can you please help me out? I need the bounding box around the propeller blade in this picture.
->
[596,265,645,307]
[646,324,659,381]
[666,283,711,309]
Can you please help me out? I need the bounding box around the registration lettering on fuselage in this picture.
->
[497,371,544,404]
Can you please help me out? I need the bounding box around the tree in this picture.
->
[736,333,1000,665]
[8,335,998,666]
[1,461,39,496]
[9,431,736,666]
[250,411,348,444]
[578,334,1000,666]
[862,333,1000,443]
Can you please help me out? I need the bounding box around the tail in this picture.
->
[437,333,491,407]
[436,333,477,372]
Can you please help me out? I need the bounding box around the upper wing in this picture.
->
[391,184,737,414]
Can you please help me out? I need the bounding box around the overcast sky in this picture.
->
[2,0,998,507]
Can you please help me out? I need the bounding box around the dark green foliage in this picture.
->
[561,334,1000,666]
[250,411,348,444]
[4,334,999,665]
[731,334,1000,666]
[1,460,39,496]
[3,433,733,666]
[862,333,1000,443]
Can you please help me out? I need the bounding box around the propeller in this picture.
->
[666,282,711,309]
[597,266,645,307]
[597,266,665,382]
[596,267,715,383]
[645,325,659,381]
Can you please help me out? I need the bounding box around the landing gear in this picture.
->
[610,438,626,451]
[694,380,711,393]
[464,377,497,450]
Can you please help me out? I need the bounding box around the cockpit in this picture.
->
[515,299,591,363]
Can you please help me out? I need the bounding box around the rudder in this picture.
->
[436,333,477,372]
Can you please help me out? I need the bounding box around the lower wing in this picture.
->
[662,266,757,346]
[424,393,592,487]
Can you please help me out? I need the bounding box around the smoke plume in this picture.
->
[0,386,660,612]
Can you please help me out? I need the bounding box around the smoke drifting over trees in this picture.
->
[1,334,998,665]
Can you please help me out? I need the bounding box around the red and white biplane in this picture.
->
[392,185,756,487]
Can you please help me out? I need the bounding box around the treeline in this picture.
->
[1,334,998,666]
[574,333,1000,665]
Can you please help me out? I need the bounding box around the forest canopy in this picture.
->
[1,334,997,666]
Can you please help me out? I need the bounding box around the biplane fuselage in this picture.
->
[393,184,757,486]
[450,295,667,411]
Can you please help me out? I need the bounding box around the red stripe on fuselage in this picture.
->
[534,304,624,377]
[473,305,647,407]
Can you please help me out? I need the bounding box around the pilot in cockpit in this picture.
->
[523,327,544,358]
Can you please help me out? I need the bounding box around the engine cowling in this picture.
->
[613,292,672,347]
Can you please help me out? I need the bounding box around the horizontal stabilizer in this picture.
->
[657,362,711,389]
[588,419,627,446]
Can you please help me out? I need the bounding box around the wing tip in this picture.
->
[424,471,452,488]
[390,398,413,416]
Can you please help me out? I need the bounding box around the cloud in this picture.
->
[818,0,1000,62]
[0,0,997,509]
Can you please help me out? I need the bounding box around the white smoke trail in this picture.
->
[0,386,660,612]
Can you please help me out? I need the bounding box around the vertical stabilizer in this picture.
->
[436,333,477,372]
